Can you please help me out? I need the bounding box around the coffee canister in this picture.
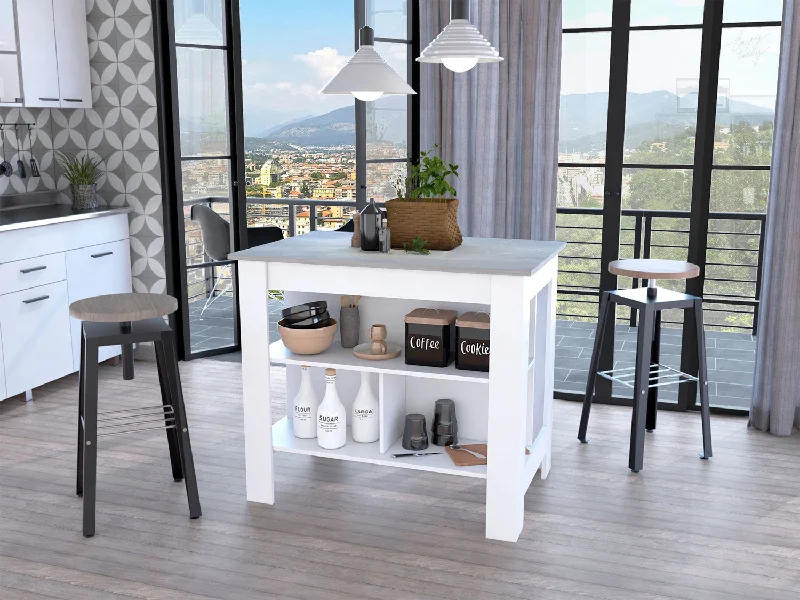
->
[455,312,490,372]
[404,308,457,368]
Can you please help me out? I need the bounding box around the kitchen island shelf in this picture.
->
[269,340,490,384]
[272,416,488,478]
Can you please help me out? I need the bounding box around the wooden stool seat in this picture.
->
[70,293,178,322]
[609,259,700,281]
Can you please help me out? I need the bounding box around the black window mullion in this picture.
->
[595,0,631,402]
[679,0,725,411]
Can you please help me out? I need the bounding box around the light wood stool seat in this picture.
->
[609,259,700,281]
[69,292,178,322]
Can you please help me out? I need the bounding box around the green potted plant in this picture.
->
[56,151,102,210]
[387,145,463,251]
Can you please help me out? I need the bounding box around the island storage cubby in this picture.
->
[271,292,494,478]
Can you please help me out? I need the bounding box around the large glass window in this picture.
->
[556,1,781,411]
[163,0,241,358]
[361,0,417,204]
[240,0,358,235]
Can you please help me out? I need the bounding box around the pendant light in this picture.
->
[417,0,503,73]
[320,26,416,102]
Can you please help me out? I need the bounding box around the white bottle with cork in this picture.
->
[316,368,347,449]
[351,371,379,443]
[291,365,319,439]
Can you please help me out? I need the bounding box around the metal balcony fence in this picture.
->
[556,207,765,334]
[180,197,765,335]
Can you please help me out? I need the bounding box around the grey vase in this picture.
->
[71,183,98,210]
[339,306,360,348]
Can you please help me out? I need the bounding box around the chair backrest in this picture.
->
[190,204,230,262]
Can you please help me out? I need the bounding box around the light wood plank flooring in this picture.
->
[1,356,799,600]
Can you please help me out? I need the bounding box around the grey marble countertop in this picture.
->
[0,204,131,233]
[230,231,566,277]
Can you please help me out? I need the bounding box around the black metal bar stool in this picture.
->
[577,259,712,472]
[69,293,201,537]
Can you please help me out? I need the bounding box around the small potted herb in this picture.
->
[56,151,102,210]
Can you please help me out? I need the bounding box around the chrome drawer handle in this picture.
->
[20,265,47,274]
[63,98,83,102]
[91,251,114,258]
[39,97,59,102]
[23,295,49,304]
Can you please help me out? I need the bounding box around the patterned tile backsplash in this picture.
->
[0,0,165,295]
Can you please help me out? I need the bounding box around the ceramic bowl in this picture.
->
[278,318,338,355]
[282,301,327,319]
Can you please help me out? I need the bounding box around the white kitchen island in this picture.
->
[230,231,565,542]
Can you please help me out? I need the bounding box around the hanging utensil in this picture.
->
[27,125,39,178]
[15,126,26,179]
[0,126,12,178]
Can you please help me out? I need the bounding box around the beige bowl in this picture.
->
[278,319,338,355]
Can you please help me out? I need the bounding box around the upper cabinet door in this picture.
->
[17,0,60,108]
[53,0,92,108]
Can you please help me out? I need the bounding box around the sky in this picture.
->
[239,0,357,135]
[236,0,783,136]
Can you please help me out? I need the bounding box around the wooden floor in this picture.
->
[1,356,799,600]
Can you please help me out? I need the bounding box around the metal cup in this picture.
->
[402,413,429,450]
[431,399,458,446]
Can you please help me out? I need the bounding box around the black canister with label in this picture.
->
[404,308,458,367]
[455,312,490,372]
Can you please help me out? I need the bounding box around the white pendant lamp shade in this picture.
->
[320,26,416,102]
[417,0,503,73]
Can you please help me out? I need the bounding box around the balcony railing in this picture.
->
[556,207,766,334]
[181,197,765,335]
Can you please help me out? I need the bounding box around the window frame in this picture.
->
[557,0,781,412]
[355,0,421,210]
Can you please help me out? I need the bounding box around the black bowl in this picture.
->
[282,301,327,319]
[279,313,332,329]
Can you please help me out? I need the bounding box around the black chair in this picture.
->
[190,204,284,315]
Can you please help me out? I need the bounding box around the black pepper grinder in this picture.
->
[360,199,381,251]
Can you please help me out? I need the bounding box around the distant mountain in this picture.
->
[264,97,407,147]
[257,115,312,138]
[560,90,774,154]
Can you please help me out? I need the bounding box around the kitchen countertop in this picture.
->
[0,203,131,233]
[230,230,566,277]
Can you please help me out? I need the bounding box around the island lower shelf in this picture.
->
[272,416,488,479]
[269,340,490,383]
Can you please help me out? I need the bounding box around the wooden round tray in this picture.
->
[353,342,402,361]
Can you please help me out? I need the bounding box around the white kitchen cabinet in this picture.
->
[0,280,74,398]
[66,239,133,371]
[0,205,132,401]
[17,0,61,108]
[53,0,92,108]
[17,0,91,108]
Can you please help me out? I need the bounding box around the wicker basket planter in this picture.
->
[385,197,463,251]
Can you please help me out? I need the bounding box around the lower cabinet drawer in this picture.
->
[0,251,67,296]
[66,238,132,371]
[0,280,73,398]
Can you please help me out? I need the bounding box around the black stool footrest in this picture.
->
[597,363,698,389]
[90,404,176,438]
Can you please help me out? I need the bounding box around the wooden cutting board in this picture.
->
[444,444,529,467]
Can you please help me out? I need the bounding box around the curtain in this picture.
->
[419,0,562,241]
[750,0,800,436]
